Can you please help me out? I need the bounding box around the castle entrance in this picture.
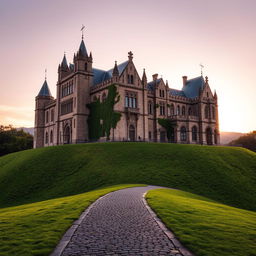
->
[63,125,71,144]
[129,125,135,141]
[160,131,166,142]
[206,127,213,145]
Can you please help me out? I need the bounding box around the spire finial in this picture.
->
[128,51,133,61]
[81,24,85,39]
[200,63,204,76]
[45,68,47,80]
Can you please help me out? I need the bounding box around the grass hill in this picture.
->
[0,142,256,211]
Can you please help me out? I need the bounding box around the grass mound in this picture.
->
[146,189,256,256]
[0,184,141,256]
[0,143,255,210]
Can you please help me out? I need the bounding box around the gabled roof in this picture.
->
[38,80,52,97]
[78,39,88,57]
[92,60,129,86]
[182,76,205,98]
[147,78,162,91]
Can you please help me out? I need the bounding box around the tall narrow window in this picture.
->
[50,130,53,143]
[192,126,197,141]
[182,106,186,116]
[45,132,48,144]
[125,96,129,107]
[180,127,187,141]
[177,105,180,115]
[170,104,174,115]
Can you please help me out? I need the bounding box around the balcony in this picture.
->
[125,107,140,114]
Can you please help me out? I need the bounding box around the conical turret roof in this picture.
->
[61,54,68,68]
[78,39,88,57]
[37,80,52,97]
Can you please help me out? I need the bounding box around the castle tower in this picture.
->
[34,79,54,148]
[56,37,93,145]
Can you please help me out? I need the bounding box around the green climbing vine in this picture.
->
[158,118,177,141]
[87,84,121,141]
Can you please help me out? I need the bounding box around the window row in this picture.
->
[61,100,73,115]
[125,96,137,108]
[127,74,134,84]
[159,89,165,98]
[61,81,74,98]
[205,105,216,119]
[45,109,54,123]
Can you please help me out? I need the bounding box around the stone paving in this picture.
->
[61,186,185,256]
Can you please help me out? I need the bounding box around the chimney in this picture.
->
[152,73,158,81]
[182,76,188,86]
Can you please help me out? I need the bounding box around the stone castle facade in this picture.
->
[34,37,220,148]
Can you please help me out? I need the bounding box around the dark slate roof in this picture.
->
[79,39,88,57]
[107,60,128,75]
[92,60,129,86]
[169,89,186,97]
[182,76,205,98]
[38,80,52,97]
[69,63,74,70]
[147,78,161,91]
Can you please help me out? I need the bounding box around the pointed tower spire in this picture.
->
[112,61,119,76]
[61,53,69,69]
[142,68,147,86]
[78,39,88,58]
[37,79,52,97]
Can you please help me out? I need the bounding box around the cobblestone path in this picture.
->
[60,186,186,256]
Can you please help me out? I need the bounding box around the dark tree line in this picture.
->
[229,131,256,152]
[0,125,33,156]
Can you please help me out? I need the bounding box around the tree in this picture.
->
[229,131,256,152]
[87,84,121,141]
[0,126,33,156]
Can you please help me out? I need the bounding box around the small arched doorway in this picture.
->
[206,127,213,145]
[129,125,135,141]
[63,125,71,144]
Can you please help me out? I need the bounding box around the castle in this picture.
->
[34,36,220,148]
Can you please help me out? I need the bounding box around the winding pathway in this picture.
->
[51,186,193,256]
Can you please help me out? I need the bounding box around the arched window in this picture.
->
[188,107,192,116]
[212,106,215,119]
[182,106,186,116]
[205,106,209,119]
[170,104,175,115]
[180,126,187,141]
[148,101,152,115]
[177,105,180,115]
[50,130,53,143]
[192,126,197,141]
[102,93,106,102]
[45,131,48,144]
[131,75,134,84]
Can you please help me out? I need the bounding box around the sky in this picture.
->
[0,0,255,133]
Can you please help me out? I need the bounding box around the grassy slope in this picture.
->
[146,189,256,256]
[0,184,142,256]
[0,143,256,210]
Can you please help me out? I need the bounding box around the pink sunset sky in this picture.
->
[0,0,255,133]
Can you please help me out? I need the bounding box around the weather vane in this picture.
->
[45,68,47,80]
[200,63,204,76]
[81,24,85,39]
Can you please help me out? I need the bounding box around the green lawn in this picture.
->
[0,184,143,256]
[0,143,256,211]
[146,189,256,256]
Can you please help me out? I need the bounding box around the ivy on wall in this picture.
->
[158,118,177,141]
[87,84,121,141]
